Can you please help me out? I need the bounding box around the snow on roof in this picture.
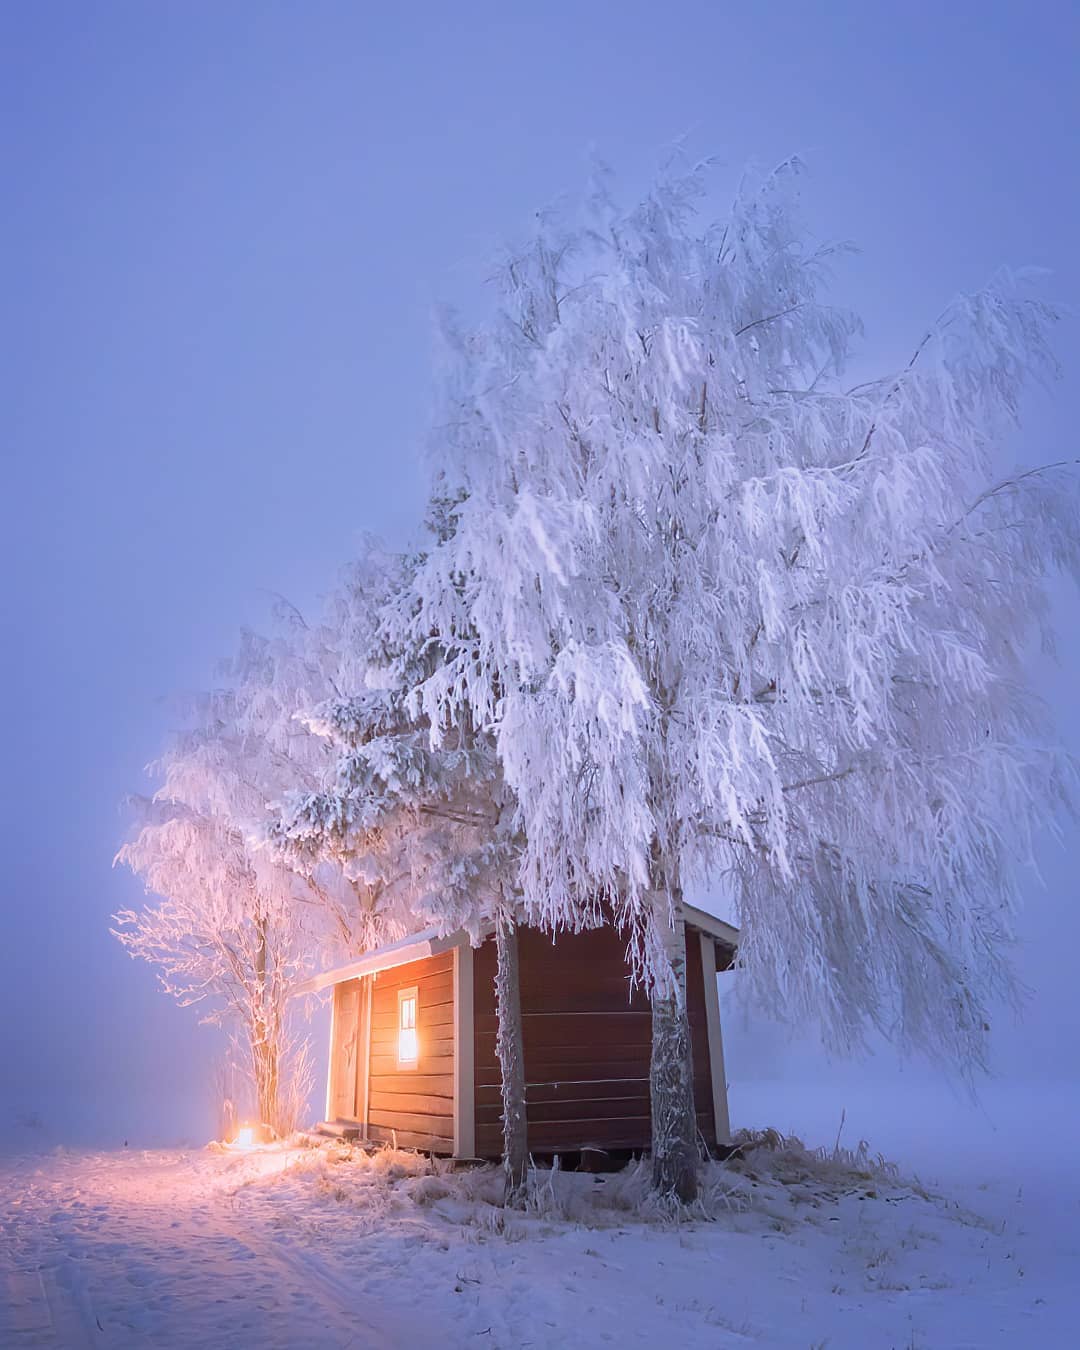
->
[291,925,466,996]
[682,903,739,952]
[292,905,739,997]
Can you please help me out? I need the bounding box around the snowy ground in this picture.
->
[2,1090,1078,1350]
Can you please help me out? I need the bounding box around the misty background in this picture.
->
[2,1,1077,1156]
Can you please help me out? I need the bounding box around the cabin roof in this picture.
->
[292,925,461,996]
[682,902,739,956]
[293,903,739,997]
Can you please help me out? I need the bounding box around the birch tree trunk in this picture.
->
[495,913,528,1205]
[648,884,699,1202]
[253,1029,280,1134]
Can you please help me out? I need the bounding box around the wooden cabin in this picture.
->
[296,905,737,1160]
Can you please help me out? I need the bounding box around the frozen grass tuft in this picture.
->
[234,1129,923,1237]
[727,1125,900,1190]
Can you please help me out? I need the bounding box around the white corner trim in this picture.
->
[325,982,339,1122]
[453,941,476,1159]
[699,931,732,1145]
[360,973,373,1136]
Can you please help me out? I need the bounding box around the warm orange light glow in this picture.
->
[398,990,418,1066]
[235,1125,256,1149]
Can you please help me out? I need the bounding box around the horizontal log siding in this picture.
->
[472,925,716,1157]
[365,951,455,1152]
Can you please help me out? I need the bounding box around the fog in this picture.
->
[2,1,1077,1156]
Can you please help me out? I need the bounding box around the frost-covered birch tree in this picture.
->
[405,156,1078,1200]
[115,596,375,1136]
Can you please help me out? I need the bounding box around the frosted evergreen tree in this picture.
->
[278,526,531,1200]
[404,155,1078,1200]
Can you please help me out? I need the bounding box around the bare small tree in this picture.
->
[115,805,317,1135]
[115,610,367,1137]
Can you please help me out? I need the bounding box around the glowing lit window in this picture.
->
[397,987,418,1068]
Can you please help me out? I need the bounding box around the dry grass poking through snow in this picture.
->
[236,1125,923,1239]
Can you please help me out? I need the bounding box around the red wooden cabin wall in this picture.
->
[472,926,716,1157]
[366,950,455,1152]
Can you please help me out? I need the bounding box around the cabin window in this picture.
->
[397,987,418,1068]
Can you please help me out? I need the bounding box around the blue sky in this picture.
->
[2,1,1078,1144]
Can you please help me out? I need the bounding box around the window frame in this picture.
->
[396,985,419,1070]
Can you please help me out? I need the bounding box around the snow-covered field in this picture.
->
[2,1087,1078,1350]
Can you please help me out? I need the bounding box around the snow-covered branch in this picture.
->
[403,153,1078,1073]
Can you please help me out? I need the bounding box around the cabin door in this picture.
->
[330,980,362,1120]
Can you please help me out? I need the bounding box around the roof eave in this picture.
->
[291,926,473,997]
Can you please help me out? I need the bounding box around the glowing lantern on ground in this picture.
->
[234,1125,256,1149]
